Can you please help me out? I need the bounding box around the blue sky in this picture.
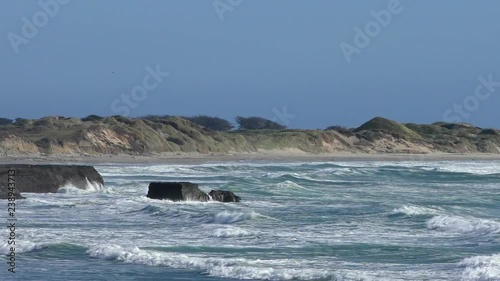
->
[1,0,500,129]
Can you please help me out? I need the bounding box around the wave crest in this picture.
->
[390,205,440,217]
[276,181,306,189]
[211,226,252,238]
[57,178,104,194]
[460,254,500,281]
[1,241,50,254]
[87,245,336,280]
[212,211,260,224]
[427,215,500,235]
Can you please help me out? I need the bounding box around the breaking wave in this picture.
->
[211,226,252,238]
[87,245,336,280]
[212,211,260,224]
[390,205,441,217]
[57,178,104,194]
[459,254,500,281]
[426,215,500,235]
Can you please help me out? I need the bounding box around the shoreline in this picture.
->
[1,152,500,165]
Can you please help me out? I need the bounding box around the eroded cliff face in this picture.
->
[0,116,499,156]
[0,135,39,154]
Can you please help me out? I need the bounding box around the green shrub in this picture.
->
[167,137,185,146]
[0,118,13,126]
[480,129,499,135]
[14,118,31,127]
[236,116,286,130]
[325,125,354,137]
[184,115,233,131]
[82,115,104,122]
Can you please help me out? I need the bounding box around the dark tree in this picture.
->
[235,116,286,130]
[14,118,30,126]
[325,125,354,136]
[140,115,171,122]
[81,115,104,122]
[0,118,13,126]
[185,115,233,131]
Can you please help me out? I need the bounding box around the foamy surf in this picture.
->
[212,210,260,224]
[427,215,500,235]
[276,180,307,190]
[390,205,441,217]
[211,226,253,238]
[0,240,50,254]
[57,178,104,194]
[12,161,500,280]
[460,254,500,281]
[87,245,336,280]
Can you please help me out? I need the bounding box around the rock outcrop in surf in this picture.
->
[147,182,210,201]
[0,165,104,198]
[209,190,241,202]
[0,182,25,199]
[147,182,241,203]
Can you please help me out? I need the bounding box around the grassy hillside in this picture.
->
[0,116,499,156]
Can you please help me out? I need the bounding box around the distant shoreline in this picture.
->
[1,152,500,165]
[2,116,500,158]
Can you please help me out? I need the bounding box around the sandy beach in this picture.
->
[1,151,500,165]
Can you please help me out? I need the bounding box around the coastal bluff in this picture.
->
[0,165,104,198]
[1,115,500,156]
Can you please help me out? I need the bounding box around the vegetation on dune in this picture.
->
[0,114,499,155]
[183,115,233,132]
[14,118,32,127]
[0,118,12,126]
[81,115,104,122]
[354,117,422,141]
[235,116,286,130]
[325,125,354,137]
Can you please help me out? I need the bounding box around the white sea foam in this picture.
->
[212,210,260,224]
[460,254,500,281]
[391,205,440,216]
[57,185,91,194]
[87,245,335,280]
[427,215,500,235]
[211,226,252,238]
[432,162,500,175]
[276,180,306,189]
[85,177,105,191]
[0,240,49,254]
[57,178,104,194]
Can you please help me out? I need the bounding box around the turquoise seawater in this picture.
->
[1,160,500,280]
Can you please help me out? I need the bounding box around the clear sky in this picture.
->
[1,0,499,129]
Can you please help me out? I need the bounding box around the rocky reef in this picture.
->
[0,165,104,198]
[147,182,240,203]
[147,182,210,201]
[209,190,241,202]
[0,182,24,199]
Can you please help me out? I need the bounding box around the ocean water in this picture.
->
[1,160,500,281]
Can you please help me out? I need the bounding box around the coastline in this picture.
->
[1,151,500,165]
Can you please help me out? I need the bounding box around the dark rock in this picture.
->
[0,183,25,199]
[209,190,241,202]
[0,165,104,197]
[147,182,209,201]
